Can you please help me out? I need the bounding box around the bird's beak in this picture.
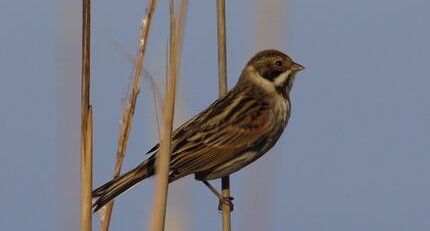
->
[291,63,305,72]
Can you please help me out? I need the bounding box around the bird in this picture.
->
[92,49,304,212]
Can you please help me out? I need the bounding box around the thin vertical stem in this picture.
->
[149,0,183,230]
[81,107,93,231]
[216,0,231,231]
[217,0,228,96]
[100,1,158,231]
[81,0,92,230]
[175,0,187,66]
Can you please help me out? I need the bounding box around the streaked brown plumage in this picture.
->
[92,49,304,212]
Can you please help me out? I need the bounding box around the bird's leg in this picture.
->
[202,181,234,211]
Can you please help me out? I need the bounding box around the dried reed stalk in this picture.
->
[149,0,186,229]
[216,0,231,230]
[81,0,93,230]
[100,1,158,230]
[175,0,187,64]
[81,107,93,231]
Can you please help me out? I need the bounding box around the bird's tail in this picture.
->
[92,157,156,212]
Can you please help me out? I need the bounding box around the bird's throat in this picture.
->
[274,70,292,85]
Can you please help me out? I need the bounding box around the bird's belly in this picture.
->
[194,150,261,181]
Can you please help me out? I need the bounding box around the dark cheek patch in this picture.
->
[261,69,283,81]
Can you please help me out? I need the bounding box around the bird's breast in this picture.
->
[272,94,290,126]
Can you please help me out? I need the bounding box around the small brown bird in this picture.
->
[92,49,304,212]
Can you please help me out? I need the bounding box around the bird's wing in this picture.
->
[145,88,241,155]
[168,91,272,180]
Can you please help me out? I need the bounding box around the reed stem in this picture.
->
[81,0,92,230]
[149,0,180,230]
[216,0,231,230]
[100,1,158,230]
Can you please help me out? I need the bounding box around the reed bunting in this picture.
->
[92,49,304,212]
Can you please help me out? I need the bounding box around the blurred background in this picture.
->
[1,0,429,230]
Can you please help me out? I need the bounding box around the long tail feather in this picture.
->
[92,157,155,212]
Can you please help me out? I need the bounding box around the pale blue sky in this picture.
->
[0,0,429,230]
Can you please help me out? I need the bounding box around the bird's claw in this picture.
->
[218,196,234,211]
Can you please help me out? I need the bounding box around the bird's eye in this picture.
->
[275,60,283,67]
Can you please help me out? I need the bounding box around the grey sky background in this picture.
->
[0,0,429,230]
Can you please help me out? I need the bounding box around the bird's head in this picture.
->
[240,49,304,95]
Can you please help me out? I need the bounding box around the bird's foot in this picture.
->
[218,196,234,212]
